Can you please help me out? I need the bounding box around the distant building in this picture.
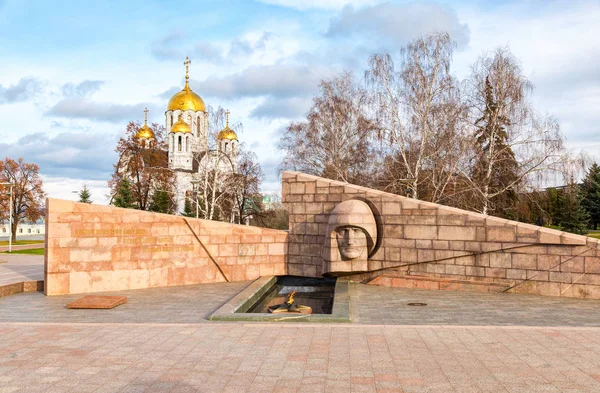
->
[262,192,282,210]
[0,220,45,237]
[131,57,239,214]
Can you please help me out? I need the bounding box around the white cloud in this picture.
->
[327,2,470,48]
[47,99,160,123]
[259,0,380,11]
[61,80,104,98]
[0,77,44,104]
[194,64,332,99]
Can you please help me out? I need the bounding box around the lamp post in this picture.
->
[190,180,200,219]
[1,182,14,253]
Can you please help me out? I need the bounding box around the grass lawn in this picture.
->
[0,240,44,246]
[1,248,45,255]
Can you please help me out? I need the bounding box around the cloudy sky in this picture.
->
[1,0,599,203]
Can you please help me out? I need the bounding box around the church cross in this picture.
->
[143,107,148,125]
[225,109,230,127]
[184,57,191,80]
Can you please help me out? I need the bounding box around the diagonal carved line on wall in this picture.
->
[345,243,537,277]
[504,246,593,294]
[182,218,229,282]
[559,250,599,295]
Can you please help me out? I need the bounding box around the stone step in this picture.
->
[368,274,510,293]
[0,280,44,298]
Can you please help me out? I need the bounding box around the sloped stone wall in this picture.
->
[45,199,287,295]
[282,171,600,299]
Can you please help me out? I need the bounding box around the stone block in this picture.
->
[487,227,516,242]
[268,243,285,255]
[385,247,401,262]
[528,270,548,281]
[489,253,511,268]
[434,250,454,260]
[384,225,403,239]
[547,245,572,256]
[538,227,562,244]
[454,255,475,266]
[559,256,584,273]
[584,257,600,273]
[437,215,466,226]
[576,274,600,286]
[445,265,465,276]
[549,272,572,283]
[465,242,481,252]
[401,248,418,263]
[561,232,587,245]
[415,240,432,249]
[475,254,490,267]
[45,272,71,296]
[404,225,437,240]
[449,241,465,250]
[536,255,560,271]
[486,267,506,278]
[438,226,476,241]
[290,183,305,194]
[417,249,435,262]
[432,240,449,250]
[465,266,486,277]
[511,254,537,270]
[506,269,527,280]
[381,202,401,215]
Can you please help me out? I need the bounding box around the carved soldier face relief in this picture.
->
[335,226,368,260]
[323,199,378,274]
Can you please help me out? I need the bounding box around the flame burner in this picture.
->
[246,276,336,314]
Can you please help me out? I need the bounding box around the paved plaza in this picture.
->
[0,254,44,287]
[1,280,600,392]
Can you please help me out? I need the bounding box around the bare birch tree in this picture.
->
[190,106,239,221]
[366,32,468,201]
[279,72,379,185]
[461,48,567,215]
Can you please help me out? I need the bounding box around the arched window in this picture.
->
[178,136,182,152]
[197,116,201,137]
[186,136,189,152]
[141,140,145,149]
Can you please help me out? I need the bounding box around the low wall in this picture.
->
[45,199,287,295]
[282,172,600,299]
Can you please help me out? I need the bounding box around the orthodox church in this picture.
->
[133,57,239,213]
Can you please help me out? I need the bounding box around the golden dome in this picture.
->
[136,124,155,140]
[218,127,237,140]
[171,115,192,134]
[136,108,156,140]
[167,57,206,112]
[218,109,238,140]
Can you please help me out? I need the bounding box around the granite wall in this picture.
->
[282,171,600,299]
[45,198,287,295]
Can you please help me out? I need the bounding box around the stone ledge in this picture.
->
[209,276,352,323]
[368,274,510,293]
[0,280,44,298]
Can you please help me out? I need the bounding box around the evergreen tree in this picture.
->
[559,181,589,235]
[148,189,173,213]
[582,163,600,230]
[113,178,135,209]
[472,76,520,216]
[78,184,92,203]
[182,197,196,218]
[546,187,566,227]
